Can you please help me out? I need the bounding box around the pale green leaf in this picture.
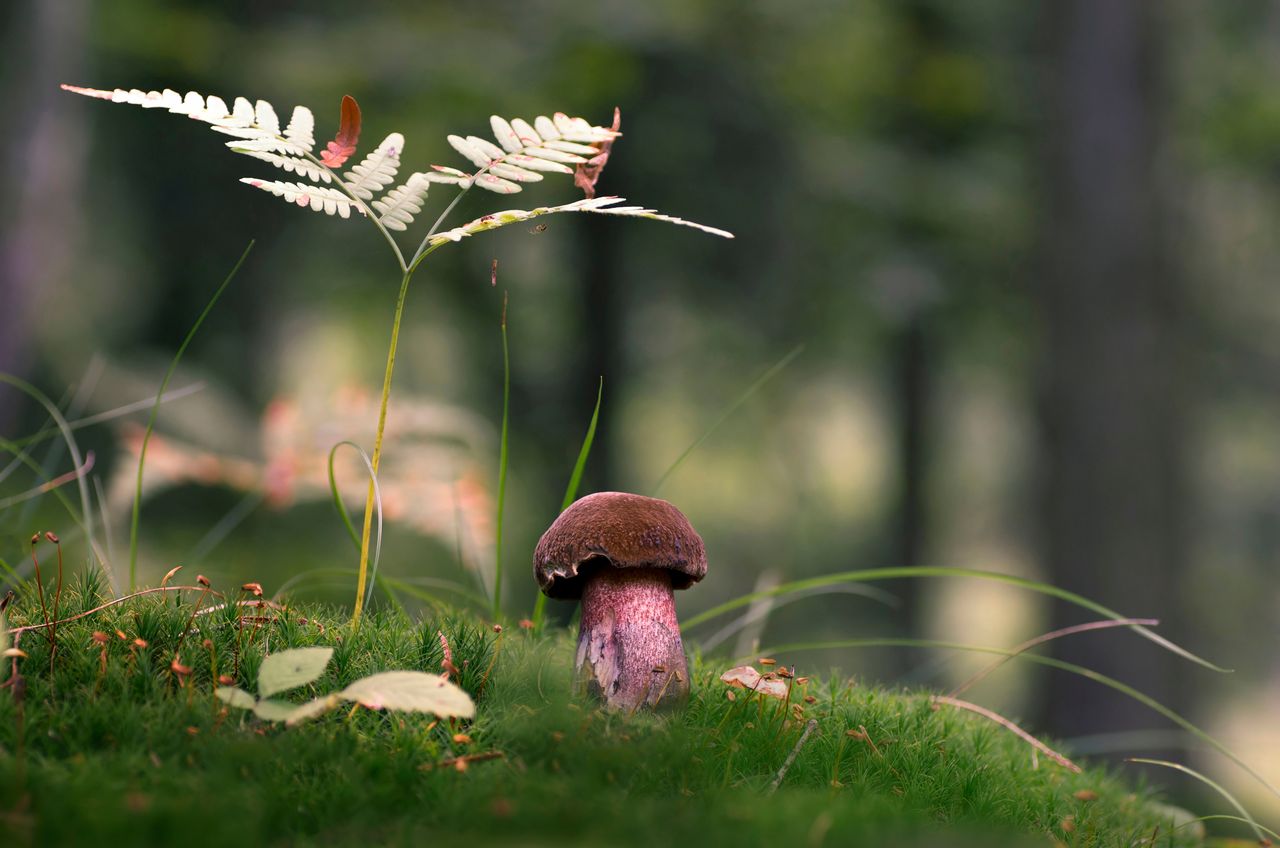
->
[215,686,256,710]
[339,671,475,718]
[285,694,341,726]
[257,646,334,697]
[253,699,300,722]
[0,610,9,656]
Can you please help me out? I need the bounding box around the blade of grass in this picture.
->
[685,566,1229,674]
[328,441,363,551]
[746,637,1277,803]
[531,376,604,628]
[561,377,603,512]
[948,617,1159,699]
[0,375,98,569]
[651,344,802,496]
[492,291,511,620]
[0,437,93,552]
[1179,815,1280,843]
[1127,758,1270,844]
[187,490,265,564]
[698,582,900,654]
[0,452,95,510]
[128,241,253,591]
[19,357,102,528]
[6,382,206,453]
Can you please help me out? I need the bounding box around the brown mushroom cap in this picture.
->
[534,492,707,599]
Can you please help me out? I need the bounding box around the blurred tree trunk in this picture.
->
[1037,1,1187,743]
[0,0,87,427]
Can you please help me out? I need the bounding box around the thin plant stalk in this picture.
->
[129,243,254,591]
[352,268,414,626]
[493,292,511,620]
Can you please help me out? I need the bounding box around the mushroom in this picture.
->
[534,491,706,711]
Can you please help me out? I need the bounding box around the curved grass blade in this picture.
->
[0,437,90,543]
[1178,815,1280,843]
[129,241,253,590]
[747,637,1277,804]
[0,452,95,511]
[0,376,95,547]
[651,344,802,496]
[328,441,362,551]
[1127,758,1271,844]
[7,382,205,453]
[323,440,384,615]
[560,377,603,513]
[697,583,900,654]
[492,292,511,619]
[948,617,1159,699]
[685,566,1229,674]
[531,376,604,628]
[187,491,265,565]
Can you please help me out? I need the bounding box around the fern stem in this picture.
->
[352,267,414,628]
[304,151,408,272]
[492,293,511,620]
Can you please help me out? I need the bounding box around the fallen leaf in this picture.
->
[719,665,789,699]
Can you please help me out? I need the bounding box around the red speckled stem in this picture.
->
[575,568,689,710]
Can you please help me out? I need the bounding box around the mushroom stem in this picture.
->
[575,568,689,711]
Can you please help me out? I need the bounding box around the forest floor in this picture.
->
[0,573,1213,847]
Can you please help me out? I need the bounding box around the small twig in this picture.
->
[28,537,52,650]
[47,533,64,678]
[769,718,818,794]
[11,585,223,636]
[420,750,505,771]
[931,695,1081,773]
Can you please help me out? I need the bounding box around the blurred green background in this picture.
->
[2,0,1278,820]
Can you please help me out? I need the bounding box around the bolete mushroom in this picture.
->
[534,491,706,711]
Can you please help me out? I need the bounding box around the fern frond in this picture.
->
[372,173,431,232]
[239,178,366,219]
[427,196,734,246]
[235,150,332,183]
[343,133,403,200]
[439,112,619,194]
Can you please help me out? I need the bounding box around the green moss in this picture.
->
[0,582,1198,847]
